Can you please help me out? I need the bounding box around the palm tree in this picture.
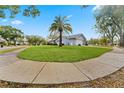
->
[49,16,72,47]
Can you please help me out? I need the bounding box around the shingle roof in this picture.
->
[65,33,87,40]
[49,33,87,43]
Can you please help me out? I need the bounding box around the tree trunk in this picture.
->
[59,30,62,47]
[120,31,124,47]
[111,37,114,46]
[111,17,124,47]
[14,39,16,46]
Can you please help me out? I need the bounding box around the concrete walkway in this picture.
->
[0,47,124,84]
[0,46,23,50]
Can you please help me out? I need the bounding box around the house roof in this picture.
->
[67,33,86,40]
[48,33,87,43]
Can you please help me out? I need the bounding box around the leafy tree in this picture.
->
[26,35,46,45]
[0,5,40,45]
[94,5,124,47]
[10,28,24,45]
[88,38,99,45]
[88,38,110,46]
[0,26,24,45]
[49,16,72,47]
[94,15,118,45]
[99,37,110,46]
[0,5,40,18]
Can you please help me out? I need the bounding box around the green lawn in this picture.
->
[0,47,23,54]
[18,45,112,63]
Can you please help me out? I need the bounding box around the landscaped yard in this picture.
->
[18,46,112,62]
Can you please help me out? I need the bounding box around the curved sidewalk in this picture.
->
[0,47,124,84]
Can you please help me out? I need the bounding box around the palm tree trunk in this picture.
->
[59,30,62,47]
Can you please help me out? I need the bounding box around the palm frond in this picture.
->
[49,15,72,35]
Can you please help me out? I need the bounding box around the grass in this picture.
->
[0,47,23,54]
[18,45,112,63]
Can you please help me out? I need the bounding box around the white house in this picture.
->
[0,36,6,43]
[55,33,87,46]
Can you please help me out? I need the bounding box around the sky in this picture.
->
[0,5,99,40]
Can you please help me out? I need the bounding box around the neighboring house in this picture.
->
[55,33,87,46]
[16,37,29,45]
[23,37,29,45]
[0,36,6,43]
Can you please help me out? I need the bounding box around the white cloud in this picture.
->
[67,15,72,18]
[11,20,24,25]
[2,19,8,22]
[92,5,103,12]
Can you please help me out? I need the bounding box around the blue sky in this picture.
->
[0,5,99,40]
